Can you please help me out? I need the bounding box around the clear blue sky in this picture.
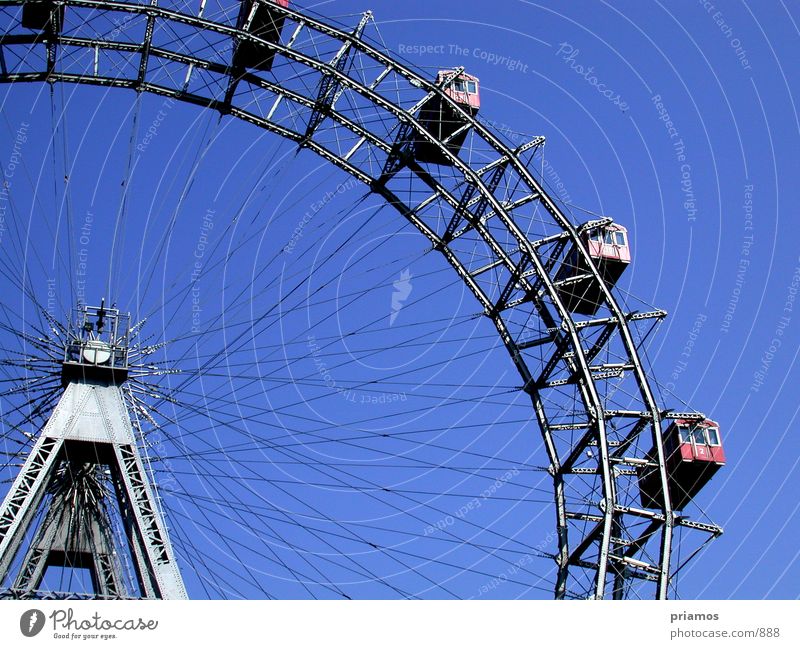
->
[0,0,798,599]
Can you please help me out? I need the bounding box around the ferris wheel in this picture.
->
[0,0,724,600]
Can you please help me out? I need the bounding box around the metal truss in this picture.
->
[0,0,721,599]
[0,380,187,599]
[11,463,124,597]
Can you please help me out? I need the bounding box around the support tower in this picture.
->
[0,303,186,599]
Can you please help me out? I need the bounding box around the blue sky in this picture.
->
[0,0,798,599]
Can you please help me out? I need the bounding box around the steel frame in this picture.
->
[0,0,721,599]
[0,380,187,599]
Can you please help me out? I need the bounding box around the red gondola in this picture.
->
[554,223,630,315]
[415,70,480,165]
[639,419,725,510]
[234,0,290,72]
